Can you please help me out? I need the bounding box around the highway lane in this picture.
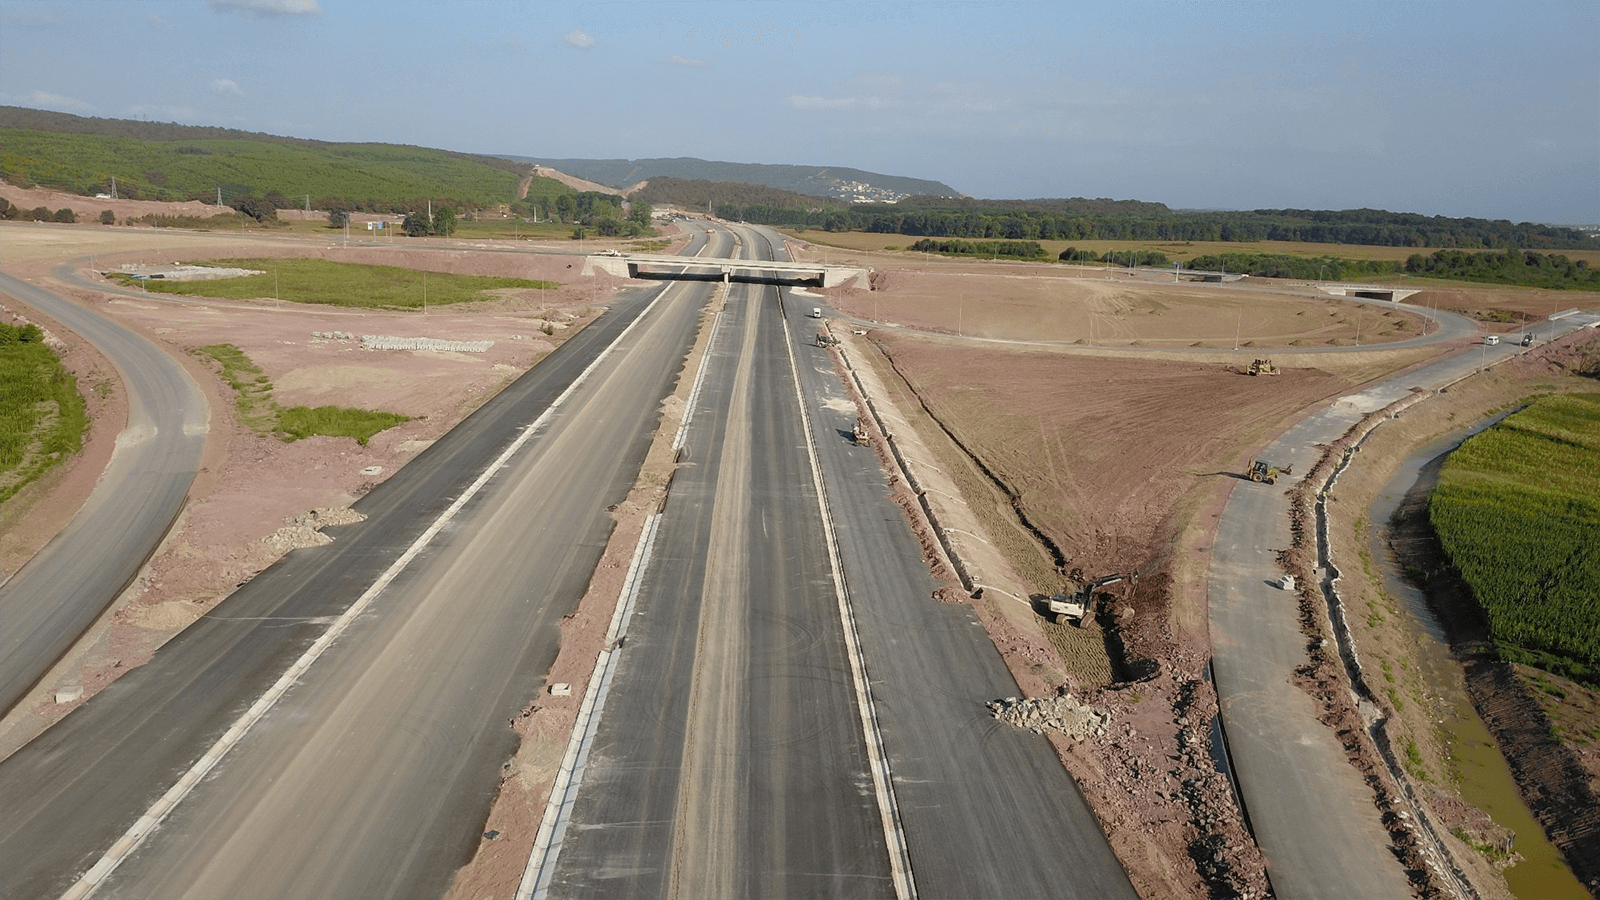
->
[548,239,893,898]
[768,226,1134,898]
[0,233,722,899]
[546,226,1133,898]
[1208,312,1600,899]
[0,270,207,716]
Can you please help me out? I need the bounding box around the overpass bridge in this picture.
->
[1314,282,1422,302]
[583,253,872,289]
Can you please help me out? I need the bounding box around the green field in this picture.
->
[113,258,557,309]
[1431,394,1600,686]
[0,130,521,207]
[191,343,409,446]
[0,323,87,503]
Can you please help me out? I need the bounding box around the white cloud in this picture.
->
[563,30,596,49]
[148,14,169,27]
[665,55,707,68]
[212,79,245,97]
[209,0,322,19]
[0,90,94,113]
[787,95,884,111]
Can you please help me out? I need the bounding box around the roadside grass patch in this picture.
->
[278,405,410,446]
[113,258,557,309]
[1430,393,1600,686]
[189,343,409,445]
[0,323,87,503]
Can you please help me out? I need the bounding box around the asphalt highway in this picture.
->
[545,226,1133,899]
[0,270,207,716]
[0,234,720,899]
[1207,310,1600,899]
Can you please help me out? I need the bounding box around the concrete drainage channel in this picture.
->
[1311,394,1480,900]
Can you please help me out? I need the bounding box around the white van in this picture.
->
[810,307,823,319]
[1483,335,1500,346]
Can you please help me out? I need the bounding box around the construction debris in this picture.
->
[989,690,1111,740]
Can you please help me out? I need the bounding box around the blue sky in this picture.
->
[2,0,1596,223]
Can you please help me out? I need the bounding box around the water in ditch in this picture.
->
[1369,416,1587,900]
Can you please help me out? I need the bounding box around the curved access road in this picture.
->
[0,269,207,716]
[1207,308,1600,899]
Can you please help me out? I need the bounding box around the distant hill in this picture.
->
[0,107,532,211]
[502,156,960,203]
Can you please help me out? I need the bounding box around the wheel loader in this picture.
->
[1246,458,1293,485]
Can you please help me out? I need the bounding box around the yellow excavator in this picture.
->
[1247,459,1293,485]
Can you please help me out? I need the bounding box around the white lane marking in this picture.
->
[674,307,723,451]
[778,287,919,900]
[518,511,662,900]
[62,278,680,900]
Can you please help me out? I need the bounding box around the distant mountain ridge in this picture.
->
[499,156,961,203]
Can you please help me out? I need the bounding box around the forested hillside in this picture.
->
[738,200,1599,251]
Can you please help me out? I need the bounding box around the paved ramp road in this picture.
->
[0,269,207,715]
[1208,311,1600,899]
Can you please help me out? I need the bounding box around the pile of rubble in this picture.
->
[360,335,493,353]
[312,331,355,341]
[260,507,367,555]
[989,690,1110,740]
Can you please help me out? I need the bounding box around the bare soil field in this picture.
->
[789,229,1600,267]
[783,242,1431,350]
[0,220,687,753]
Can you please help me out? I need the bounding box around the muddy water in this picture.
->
[1369,416,1588,900]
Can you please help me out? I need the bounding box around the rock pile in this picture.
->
[261,507,367,555]
[312,331,355,341]
[360,335,493,353]
[988,690,1110,740]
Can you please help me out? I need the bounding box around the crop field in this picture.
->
[1431,394,1600,686]
[0,323,86,503]
[112,258,557,309]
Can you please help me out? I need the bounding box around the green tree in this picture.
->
[433,206,456,236]
[99,209,116,225]
[327,208,349,229]
[627,200,651,227]
[554,194,576,222]
[51,208,76,223]
[402,211,430,237]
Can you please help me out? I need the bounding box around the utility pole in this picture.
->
[217,186,222,207]
[304,194,310,219]
[110,176,118,199]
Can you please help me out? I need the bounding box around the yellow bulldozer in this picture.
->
[1247,358,1279,376]
[1247,458,1293,484]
